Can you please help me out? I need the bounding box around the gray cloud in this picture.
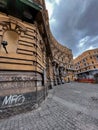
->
[77,0,98,36]
[46,0,98,57]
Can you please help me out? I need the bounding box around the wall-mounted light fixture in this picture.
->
[1,41,8,54]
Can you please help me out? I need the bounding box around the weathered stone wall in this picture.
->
[0,71,45,108]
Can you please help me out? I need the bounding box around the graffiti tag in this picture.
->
[2,95,25,106]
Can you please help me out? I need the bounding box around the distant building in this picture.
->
[73,48,98,83]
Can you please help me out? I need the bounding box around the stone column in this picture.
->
[52,62,57,86]
[59,67,65,84]
[56,64,61,85]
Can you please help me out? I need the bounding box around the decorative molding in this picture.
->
[0,17,27,35]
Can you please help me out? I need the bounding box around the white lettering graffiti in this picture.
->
[2,95,25,106]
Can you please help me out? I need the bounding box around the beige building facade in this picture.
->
[73,48,98,83]
[0,0,73,111]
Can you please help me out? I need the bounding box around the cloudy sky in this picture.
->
[45,0,98,58]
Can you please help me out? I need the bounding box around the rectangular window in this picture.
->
[96,55,98,61]
[90,56,92,59]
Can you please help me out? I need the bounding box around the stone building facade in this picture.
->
[49,33,73,84]
[73,48,98,83]
[0,0,73,112]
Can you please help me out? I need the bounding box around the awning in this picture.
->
[19,0,43,11]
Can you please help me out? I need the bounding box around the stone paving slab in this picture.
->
[0,83,98,130]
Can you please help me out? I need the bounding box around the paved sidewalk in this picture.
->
[0,83,98,130]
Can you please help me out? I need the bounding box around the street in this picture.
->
[0,82,98,130]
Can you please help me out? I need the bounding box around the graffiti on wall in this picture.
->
[0,92,36,108]
[2,94,25,106]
